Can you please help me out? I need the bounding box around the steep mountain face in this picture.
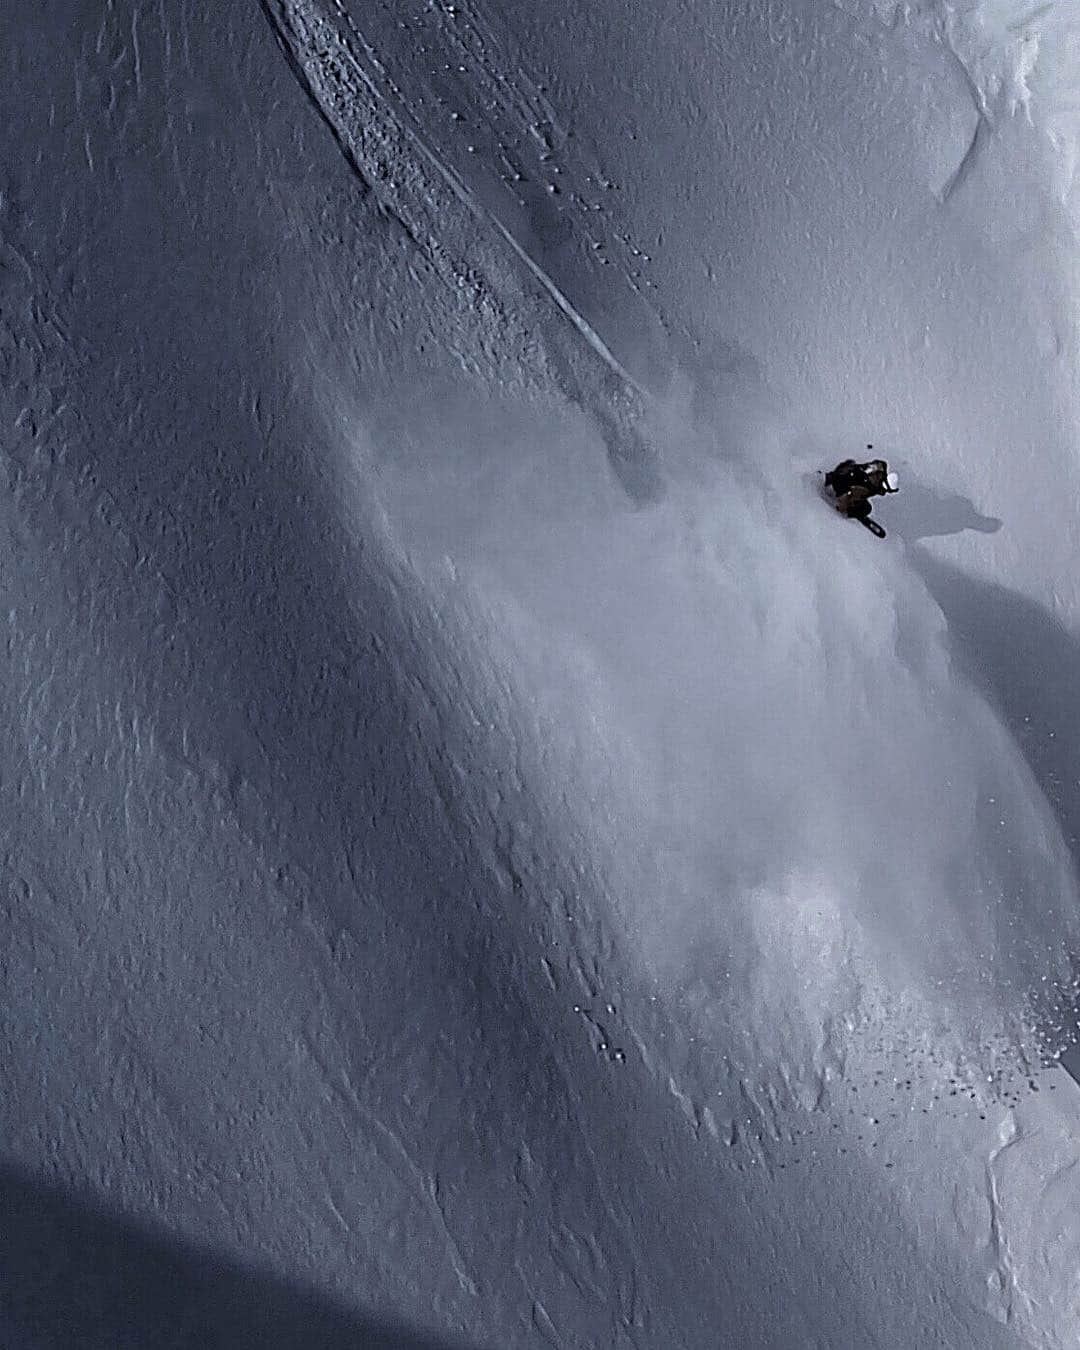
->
[3,2,1080,1347]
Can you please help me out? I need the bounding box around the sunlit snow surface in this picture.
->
[4,0,1080,1346]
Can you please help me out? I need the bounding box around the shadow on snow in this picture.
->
[0,1165,478,1350]
[911,546,1080,1078]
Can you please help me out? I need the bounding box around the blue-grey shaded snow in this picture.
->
[3,1,1080,1347]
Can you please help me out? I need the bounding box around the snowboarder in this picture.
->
[824,446,899,538]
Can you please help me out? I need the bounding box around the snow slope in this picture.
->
[3,0,1080,1346]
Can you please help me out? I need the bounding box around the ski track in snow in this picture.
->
[320,0,655,394]
[260,0,660,504]
[354,0,685,358]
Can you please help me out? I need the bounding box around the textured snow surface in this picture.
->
[4,1,1080,1346]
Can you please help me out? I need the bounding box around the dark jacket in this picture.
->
[825,458,895,537]
[825,459,890,499]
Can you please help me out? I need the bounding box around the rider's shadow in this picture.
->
[882,481,1002,541]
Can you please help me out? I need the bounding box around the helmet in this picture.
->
[885,471,899,492]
